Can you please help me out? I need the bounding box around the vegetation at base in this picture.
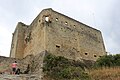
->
[89,67,120,80]
[43,53,91,80]
[94,54,120,68]
[90,54,120,80]
[43,53,120,80]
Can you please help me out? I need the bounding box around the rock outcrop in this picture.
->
[0,51,47,80]
[0,51,95,80]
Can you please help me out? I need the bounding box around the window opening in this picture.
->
[73,25,76,28]
[56,18,58,21]
[85,53,88,55]
[56,45,60,48]
[45,16,49,22]
[94,55,97,57]
[65,22,68,25]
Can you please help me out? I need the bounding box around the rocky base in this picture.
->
[0,51,47,80]
[0,74,42,80]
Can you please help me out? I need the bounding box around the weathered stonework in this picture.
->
[10,8,106,61]
[0,51,46,80]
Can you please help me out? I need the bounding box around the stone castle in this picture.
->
[10,8,106,61]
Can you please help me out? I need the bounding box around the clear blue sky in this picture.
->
[0,0,120,57]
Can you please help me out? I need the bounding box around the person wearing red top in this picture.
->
[12,61,17,74]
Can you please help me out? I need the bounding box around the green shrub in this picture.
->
[43,53,91,80]
[94,54,120,68]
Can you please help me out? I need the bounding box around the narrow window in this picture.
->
[94,55,97,57]
[56,18,58,21]
[85,53,88,55]
[73,25,76,28]
[45,16,49,22]
[56,45,60,48]
[65,21,68,25]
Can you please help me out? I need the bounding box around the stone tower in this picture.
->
[10,8,106,61]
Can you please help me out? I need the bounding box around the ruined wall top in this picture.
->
[27,8,100,33]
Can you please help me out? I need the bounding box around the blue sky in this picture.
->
[0,0,120,56]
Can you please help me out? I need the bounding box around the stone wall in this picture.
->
[44,9,106,61]
[10,8,106,61]
[10,22,28,59]
[23,12,46,57]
